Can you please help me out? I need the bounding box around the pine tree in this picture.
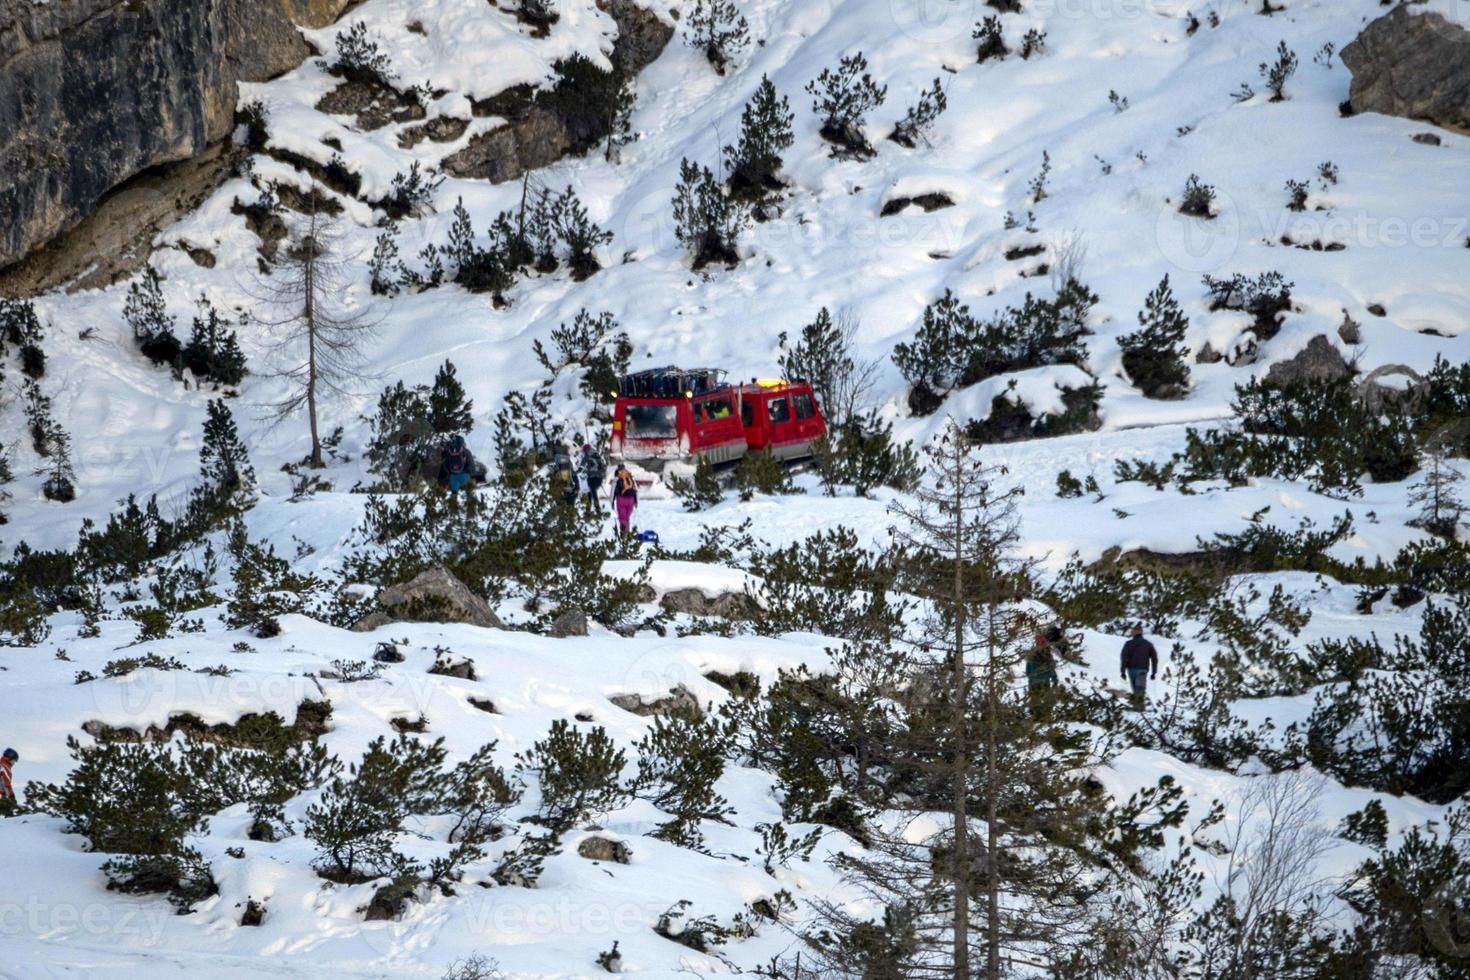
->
[124,265,181,367]
[671,158,747,269]
[199,399,256,504]
[428,360,474,437]
[724,75,794,201]
[807,422,1158,978]
[1118,275,1191,399]
[683,0,750,75]
[514,720,629,834]
[369,223,402,296]
[806,52,887,155]
[669,454,724,511]
[1408,449,1465,538]
[365,381,435,489]
[0,297,46,379]
[777,308,841,407]
[182,295,247,385]
[892,289,977,414]
[555,188,612,280]
[42,424,77,503]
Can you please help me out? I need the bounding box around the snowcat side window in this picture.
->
[769,398,790,423]
[708,398,733,420]
[794,393,815,419]
[741,400,754,427]
[626,404,678,438]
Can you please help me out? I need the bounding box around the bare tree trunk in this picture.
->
[950,438,971,980]
[303,231,322,468]
[985,633,1000,980]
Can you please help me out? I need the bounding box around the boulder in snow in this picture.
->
[351,566,504,633]
[1264,335,1352,387]
[1342,6,1470,132]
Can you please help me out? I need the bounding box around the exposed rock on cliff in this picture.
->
[1342,5,1470,132]
[0,0,327,270]
[441,0,673,183]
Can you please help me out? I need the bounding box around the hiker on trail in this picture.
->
[0,748,17,801]
[579,443,607,511]
[439,435,481,494]
[1026,625,1062,692]
[1120,624,1159,702]
[554,445,580,507]
[612,464,638,536]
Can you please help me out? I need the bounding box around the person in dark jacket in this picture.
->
[1025,626,1062,691]
[579,444,607,511]
[439,435,482,493]
[1120,624,1159,703]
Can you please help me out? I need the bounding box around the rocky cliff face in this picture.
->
[0,0,341,270]
[1342,5,1470,133]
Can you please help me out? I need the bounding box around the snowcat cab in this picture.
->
[610,367,828,469]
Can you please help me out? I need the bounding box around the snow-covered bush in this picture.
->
[683,0,750,75]
[806,52,887,155]
[515,720,629,832]
[1260,40,1298,101]
[124,265,182,368]
[0,297,46,379]
[889,77,947,149]
[1118,275,1191,399]
[1201,270,1293,338]
[973,15,1007,63]
[532,308,631,408]
[1178,173,1216,218]
[181,295,247,385]
[812,413,921,498]
[724,75,794,202]
[630,714,733,845]
[321,20,397,88]
[671,158,747,268]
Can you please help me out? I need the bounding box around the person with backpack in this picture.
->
[612,464,638,536]
[1120,623,1159,704]
[579,443,607,511]
[1025,624,1062,713]
[439,435,480,494]
[0,748,17,801]
[553,445,580,507]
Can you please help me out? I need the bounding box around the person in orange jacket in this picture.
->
[0,748,17,801]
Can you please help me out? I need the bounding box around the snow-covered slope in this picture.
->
[2,0,1468,975]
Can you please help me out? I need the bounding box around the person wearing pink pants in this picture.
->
[612,465,638,535]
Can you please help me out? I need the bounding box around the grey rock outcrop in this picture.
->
[1264,335,1352,387]
[441,0,673,183]
[351,565,505,632]
[609,685,702,719]
[0,0,327,269]
[659,587,758,620]
[1342,5,1470,132]
[577,836,632,864]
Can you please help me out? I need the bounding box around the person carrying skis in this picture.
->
[612,463,638,536]
[1120,623,1159,704]
[439,435,481,494]
[579,443,607,511]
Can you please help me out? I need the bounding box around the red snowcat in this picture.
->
[610,367,828,471]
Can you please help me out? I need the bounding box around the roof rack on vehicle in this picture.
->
[618,367,727,398]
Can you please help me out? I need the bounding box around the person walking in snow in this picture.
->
[1120,623,1159,704]
[0,748,17,802]
[612,464,638,536]
[579,443,607,511]
[553,445,580,507]
[1025,624,1063,714]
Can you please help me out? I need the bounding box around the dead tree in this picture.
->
[253,206,379,467]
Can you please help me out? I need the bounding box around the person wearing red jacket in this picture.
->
[0,748,17,801]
